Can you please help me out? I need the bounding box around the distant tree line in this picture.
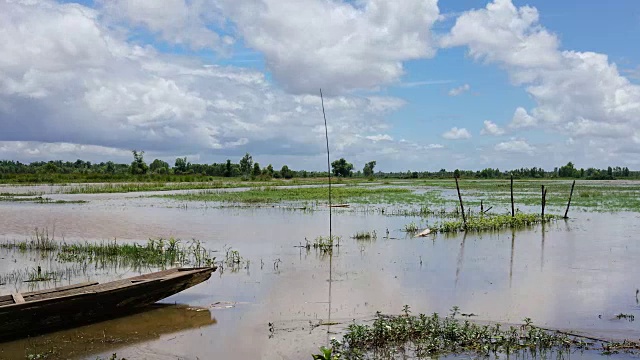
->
[0,153,637,182]
[382,162,636,180]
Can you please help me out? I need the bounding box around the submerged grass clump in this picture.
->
[352,231,377,240]
[403,222,420,233]
[329,307,576,359]
[0,235,216,268]
[435,213,557,233]
[301,235,341,255]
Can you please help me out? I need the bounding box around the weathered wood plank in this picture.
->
[12,293,25,304]
[22,282,100,298]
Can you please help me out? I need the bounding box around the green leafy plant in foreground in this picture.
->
[312,346,341,360]
[327,306,579,359]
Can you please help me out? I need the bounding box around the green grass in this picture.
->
[157,179,640,212]
[403,222,420,233]
[0,236,215,268]
[328,307,582,359]
[0,195,86,204]
[352,231,377,240]
[373,179,640,213]
[44,177,356,194]
[435,213,558,233]
[160,186,444,205]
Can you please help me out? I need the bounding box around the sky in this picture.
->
[1,0,640,172]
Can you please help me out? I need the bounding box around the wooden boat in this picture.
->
[0,267,216,341]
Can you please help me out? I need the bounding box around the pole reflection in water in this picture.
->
[541,222,546,271]
[455,231,468,288]
[509,228,516,288]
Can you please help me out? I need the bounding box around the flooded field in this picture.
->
[1,180,640,359]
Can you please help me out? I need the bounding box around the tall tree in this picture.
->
[363,161,377,177]
[224,160,232,177]
[280,165,293,179]
[130,150,148,175]
[150,159,170,174]
[331,158,353,177]
[174,157,190,174]
[239,153,253,178]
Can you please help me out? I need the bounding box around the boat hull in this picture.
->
[0,267,215,341]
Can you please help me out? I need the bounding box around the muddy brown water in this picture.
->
[1,187,640,359]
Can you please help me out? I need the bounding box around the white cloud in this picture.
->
[442,127,472,140]
[442,0,640,157]
[494,139,535,154]
[448,84,470,96]
[99,0,230,51]
[509,107,537,128]
[365,134,393,142]
[480,120,505,136]
[217,0,441,94]
[0,0,424,170]
[398,80,454,88]
[425,143,444,149]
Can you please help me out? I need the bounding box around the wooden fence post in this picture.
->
[564,180,576,219]
[455,176,466,227]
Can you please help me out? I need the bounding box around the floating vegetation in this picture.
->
[615,313,635,322]
[325,306,633,359]
[352,231,377,241]
[300,236,341,255]
[435,213,557,233]
[403,222,420,233]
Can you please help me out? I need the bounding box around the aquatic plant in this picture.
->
[1,236,216,269]
[312,346,340,360]
[436,213,557,233]
[328,307,575,359]
[352,231,377,240]
[403,222,420,233]
[615,313,635,322]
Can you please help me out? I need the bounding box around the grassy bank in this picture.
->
[0,195,86,204]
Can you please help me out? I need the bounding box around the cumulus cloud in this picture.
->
[480,120,505,136]
[442,0,640,156]
[99,0,231,51]
[448,84,470,96]
[442,127,472,140]
[217,0,440,94]
[494,139,535,154]
[0,0,421,170]
[509,107,537,128]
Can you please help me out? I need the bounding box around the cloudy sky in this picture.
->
[1,0,639,171]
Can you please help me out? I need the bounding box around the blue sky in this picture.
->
[1,0,640,171]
